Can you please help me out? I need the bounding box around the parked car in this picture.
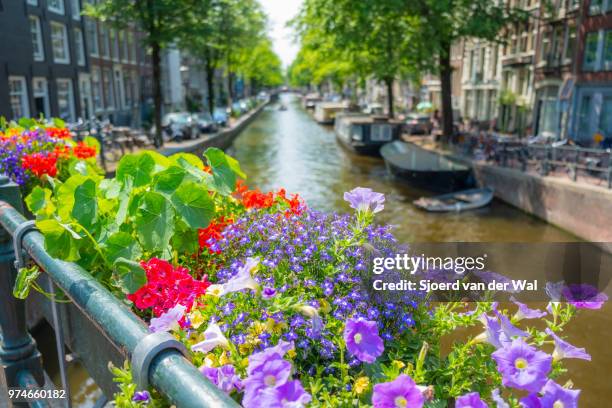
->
[404,113,433,135]
[193,112,217,133]
[160,112,198,141]
[213,108,229,127]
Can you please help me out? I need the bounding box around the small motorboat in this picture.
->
[335,114,402,156]
[413,187,494,212]
[279,104,288,111]
[381,141,472,192]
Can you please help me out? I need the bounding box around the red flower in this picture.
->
[21,153,58,178]
[73,142,97,159]
[53,145,72,160]
[127,258,210,316]
[198,216,233,252]
[46,127,71,139]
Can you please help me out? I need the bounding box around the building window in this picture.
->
[56,79,75,121]
[51,22,70,64]
[110,29,119,61]
[29,16,44,61]
[74,28,86,66]
[32,78,50,118]
[70,0,80,19]
[48,0,65,14]
[589,0,602,14]
[9,77,30,119]
[91,68,103,112]
[114,68,124,109]
[564,26,576,62]
[100,25,110,58]
[583,32,600,71]
[27,0,39,6]
[79,74,93,119]
[604,31,612,70]
[86,20,99,57]
[127,32,135,62]
[103,69,115,109]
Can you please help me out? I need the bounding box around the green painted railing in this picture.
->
[0,175,239,408]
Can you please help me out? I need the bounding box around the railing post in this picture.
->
[0,175,45,390]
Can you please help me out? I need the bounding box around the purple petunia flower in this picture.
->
[491,388,510,408]
[476,312,527,349]
[372,374,424,408]
[243,356,292,407]
[562,283,608,309]
[455,392,487,408]
[491,339,552,393]
[200,364,243,394]
[343,318,384,363]
[148,304,186,333]
[520,393,542,408]
[545,328,591,362]
[132,390,150,403]
[247,340,294,375]
[511,297,547,320]
[343,187,385,214]
[257,380,312,408]
[262,287,277,299]
[545,281,565,302]
[539,380,580,408]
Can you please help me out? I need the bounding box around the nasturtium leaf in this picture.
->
[176,157,208,181]
[13,266,41,299]
[170,152,205,169]
[113,257,147,294]
[105,231,143,264]
[116,153,155,187]
[134,191,174,255]
[153,166,186,194]
[204,148,245,195]
[56,174,89,221]
[52,117,65,128]
[144,150,171,170]
[18,117,36,129]
[37,218,82,261]
[171,221,200,254]
[83,136,100,153]
[72,179,98,228]
[25,186,55,217]
[170,181,215,229]
[99,178,121,199]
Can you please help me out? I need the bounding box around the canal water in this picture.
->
[230,92,611,406]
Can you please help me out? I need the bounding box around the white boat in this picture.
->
[313,102,348,124]
[413,188,494,212]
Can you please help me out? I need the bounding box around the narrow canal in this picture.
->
[230,92,610,406]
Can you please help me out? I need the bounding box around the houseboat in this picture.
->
[302,93,322,110]
[380,141,473,192]
[313,102,349,125]
[334,114,402,155]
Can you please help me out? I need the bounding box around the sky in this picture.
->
[259,0,303,68]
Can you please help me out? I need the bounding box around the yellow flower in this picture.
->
[219,351,231,366]
[354,377,370,395]
[392,360,405,370]
[265,318,288,334]
[249,321,267,336]
[287,349,297,359]
[318,299,331,314]
[189,310,206,329]
[203,353,218,368]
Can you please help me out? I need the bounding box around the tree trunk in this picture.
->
[439,41,454,137]
[227,72,234,109]
[386,78,394,118]
[205,58,215,116]
[152,41,163,147]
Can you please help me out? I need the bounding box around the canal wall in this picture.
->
[159,100,269,157]
[471,163,612,252]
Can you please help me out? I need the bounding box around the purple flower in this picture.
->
[545,328,591,362]
[247,340,294,375]
[539,380,580,408]
[132,390,150,403]
[149,304,186,333]
[491,339,552,393]
[262,287,277,299]
[200,364,242,394]
[257,380,312,408]
[343,318,384,363]
[491,388,509,408]
[476,312,527,349]
[343,187,385,214]
[243,357,292,407]
[562,283,608,309]
[455,392,487,408]
[372,374,424,408]
[520,393,542,408]
[545,281,565,302]
[511,297,547,320]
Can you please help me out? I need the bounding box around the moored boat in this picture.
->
[413,187,494,212]
[380,141,473,192]
[302,93,322,110]
[313,101,348,124]
[334,114,401,156]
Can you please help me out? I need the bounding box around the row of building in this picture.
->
[356,0,611,144]
[0,0,232,127]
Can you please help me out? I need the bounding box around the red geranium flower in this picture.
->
[198,216,233,252]
[46,127,71,139]
[21,153,58,178]
[73,142,97,159]
[127,258,210,317]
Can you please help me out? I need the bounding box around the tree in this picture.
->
[85,0,190,147]
[239,38,284,90]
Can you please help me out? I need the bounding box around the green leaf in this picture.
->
[204,148,245,195]
[83,136,100,153]
[176,157,208,181]
[55,175,88,221]
[25,186,55,218]
[52,117,65,128]
[72,179,98,228]
[99,178,121,199]
[105,231,143,263]
[153,166,186,194]
[171,222,200,254]
[37,218,82,261]
[116,153,155,187]
[13,266,41,299]
[170,181,215,229]
[134,192,174,256]
[169,152,205,169]
[18,117,36,129]
[114,257,147,294]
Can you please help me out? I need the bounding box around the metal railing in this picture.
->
[0,176,239,408]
